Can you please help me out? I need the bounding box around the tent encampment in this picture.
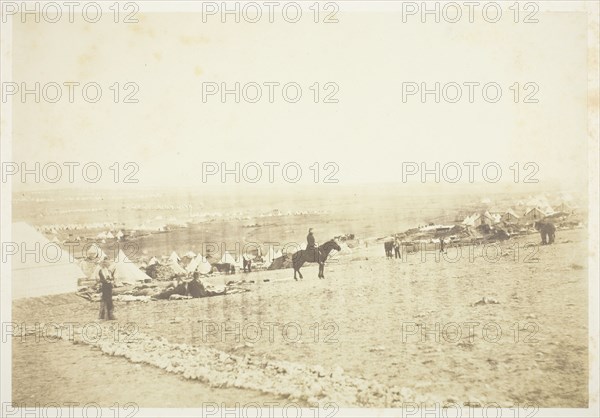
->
[112,250,152,282]
[12,222,85,299]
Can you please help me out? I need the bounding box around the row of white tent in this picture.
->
[38,222,119,233]
[146,251,212,275]
[87,241,353,281]
[96,230,125,240]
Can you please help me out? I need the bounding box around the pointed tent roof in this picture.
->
[186,255,212,275]
[147,256,158,266]
[112,250,152,282]
[96,231,107,239]
[167,259,187,275]
[462,213,480,226]
[184,251,197,258]
[12,222,85,299]
[525,206,547,217]
[115,230,124,239]
[105,231,115,239]
[168,251,181,263]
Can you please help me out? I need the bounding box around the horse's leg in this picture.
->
[296,259,304,279]
[319,262,324,279]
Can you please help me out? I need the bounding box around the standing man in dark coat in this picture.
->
[98,258,116,320]
[394,237,401,259]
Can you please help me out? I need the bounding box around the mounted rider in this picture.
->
[306,228,319,262]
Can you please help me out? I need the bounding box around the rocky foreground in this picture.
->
[33,323,424,407]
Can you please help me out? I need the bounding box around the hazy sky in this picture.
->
[7,1,593,191]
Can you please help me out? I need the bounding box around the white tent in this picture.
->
[264,246,276,266]
[12,222,85,299]
[167,259,187,275]
[86,243,107,261]
[112,250,152,282]
[96,231,107,240]
[115,230,124,240]
[219,251,243,267]
[186,255,212,275]
[168,251,181,263]
[88,264,102,281]
[184,251,197,258]
[105,231,115,239]
[147,256,158,266]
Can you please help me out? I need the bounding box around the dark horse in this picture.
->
[292,239,341,280]
[534,221,556,245]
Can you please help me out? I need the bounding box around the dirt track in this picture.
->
[13,229,588,407]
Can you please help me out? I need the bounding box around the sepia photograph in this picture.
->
[1,1,599,417]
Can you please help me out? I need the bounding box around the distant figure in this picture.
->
[393,237,401,259]
[439,238,445,253]
[384,241,394,258]
[243,255,252,272]
[98,259,116,320]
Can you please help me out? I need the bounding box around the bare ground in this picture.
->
[12,229,588,407]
